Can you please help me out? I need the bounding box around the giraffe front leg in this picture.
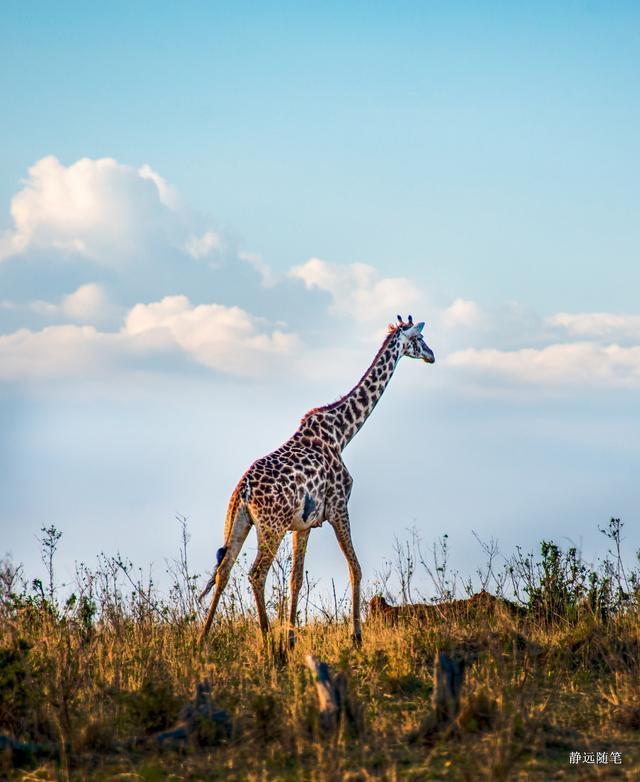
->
[248,530,282,639]
[330,509,362,647]
[288,528,310,649]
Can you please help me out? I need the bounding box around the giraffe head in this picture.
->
[395,314,435,363]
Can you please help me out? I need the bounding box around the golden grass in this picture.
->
[1,602,639,781]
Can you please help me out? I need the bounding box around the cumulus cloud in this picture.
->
[547,312,640,342]
[443,304,640,391]
[288,258,422,323]
[441,298,486,330]
[0,157,424,383]
[0,156,188,267]
[0,325,130,381]
[446,342,640,389]
[0,154,292,323]
[30,283,119,325]
[124,295,298,376]
[0,295,298,382]
[5,155,640,396]
[436,303,640,391]
[62,283,113,322]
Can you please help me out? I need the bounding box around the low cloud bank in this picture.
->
[2,155,640,393]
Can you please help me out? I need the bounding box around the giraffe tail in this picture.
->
[197,545,228,603]
[199,488,254,641]
[198,478,253,605]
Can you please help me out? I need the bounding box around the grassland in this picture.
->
[1,521,639,781]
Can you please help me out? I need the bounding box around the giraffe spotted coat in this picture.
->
[199,317,435,645]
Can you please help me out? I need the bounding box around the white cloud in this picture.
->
[7,157,640,396]
[62,283,113,322]
[124,295,298,376]
[30,283,118,325]
[0,295,298,381]
[440,305,640,391]
[547,312,640,341]
[0,155,302,329]
[288,257,421,323]
[0,325,128,381]
[239,251,277,287]
[138,163,179,210]
[0,156,190,267]
[441,298,486,330]
[446,342,640,389]
[184,230,221,259]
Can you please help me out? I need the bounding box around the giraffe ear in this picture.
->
[416,322,425,333]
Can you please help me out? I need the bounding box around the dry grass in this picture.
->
[1,604,638,779]
[1,522,639,780]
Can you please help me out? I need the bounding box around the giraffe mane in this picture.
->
[302,327,400,419]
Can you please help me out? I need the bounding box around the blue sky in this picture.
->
[1,2,639,601]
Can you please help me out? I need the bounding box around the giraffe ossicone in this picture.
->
[198,315,435,646]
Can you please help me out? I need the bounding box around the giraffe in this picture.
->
[198,315,435,646]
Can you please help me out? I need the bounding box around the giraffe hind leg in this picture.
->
[249,529,284,639]
[199,507,252,642]
[330,509,363,646]
[288,528,310,649]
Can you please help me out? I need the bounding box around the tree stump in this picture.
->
[305,655,362,737]
[432,651,465,724]
[409,650,466,744]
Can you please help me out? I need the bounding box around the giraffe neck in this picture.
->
[303,330,403,451]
